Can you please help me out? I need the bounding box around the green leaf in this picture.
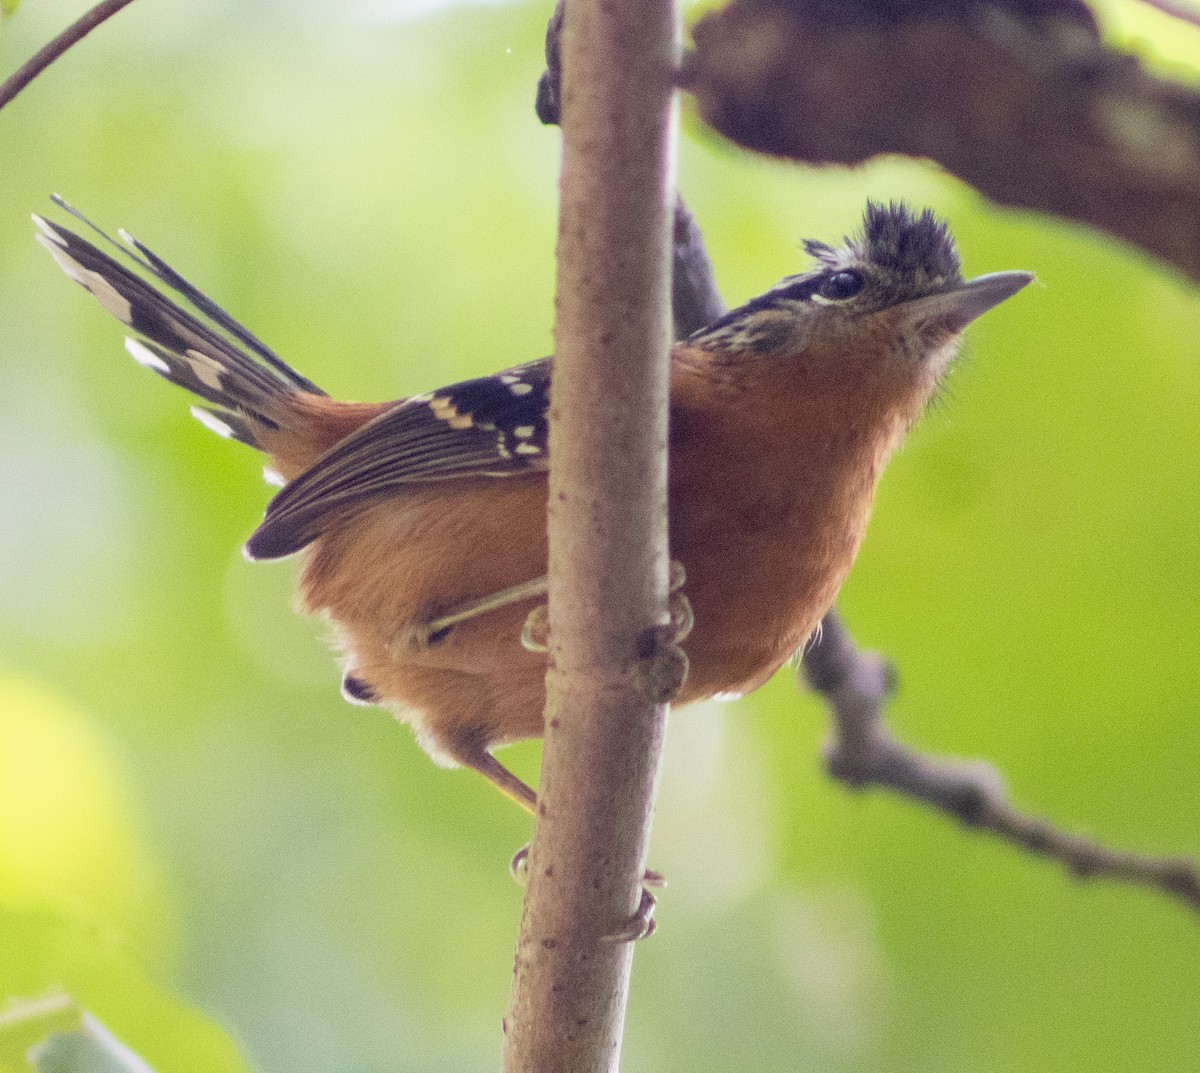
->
[29,1015,157,1073]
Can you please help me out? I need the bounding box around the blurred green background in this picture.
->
[2,0,1199,1069]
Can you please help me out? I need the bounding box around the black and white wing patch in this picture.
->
[245,360,551,560]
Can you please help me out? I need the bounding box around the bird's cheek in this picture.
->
[923,335,963,380]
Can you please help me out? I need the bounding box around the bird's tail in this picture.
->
[33,196,326,462]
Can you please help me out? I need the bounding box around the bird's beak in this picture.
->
[902,271,1035,332]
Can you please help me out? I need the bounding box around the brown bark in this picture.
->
[501,0,681,1068]
[682,0,1200,282]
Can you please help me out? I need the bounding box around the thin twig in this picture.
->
[801,614,1200,911]
[1136,0,1200,30]
[0,0,141,113]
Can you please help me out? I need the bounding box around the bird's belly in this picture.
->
[297,468,865,759]
[670,502,862,703]
[298,477,552,759]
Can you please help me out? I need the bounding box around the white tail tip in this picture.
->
[124,337,171,374]
[189,405,234,439]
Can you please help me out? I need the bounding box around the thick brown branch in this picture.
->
[0,0,141,113]
[682,0,1200,282]
[802,614,1200,911]
[502,0,680,1068]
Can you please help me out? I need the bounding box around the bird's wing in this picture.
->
[245,358,551,560]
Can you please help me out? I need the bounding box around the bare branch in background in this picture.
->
[803,615,1200,911]
[0,0,142,113]
[682,0,1200,282]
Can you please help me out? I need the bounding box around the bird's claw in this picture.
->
[521,605,549,653]
[668,589,694,644]
[628,559,691,700]
[667,560,692,641]
[519,563,688,656]
[511,844,666,890]
[511,844,531,884]
[603,887,657,943]
[668,559,685,591]
[641,867,667,888]
[515,845,659,942]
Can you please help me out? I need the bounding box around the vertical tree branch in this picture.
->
[501,0,680,1068]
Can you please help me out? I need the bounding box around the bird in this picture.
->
[34,197,1032,816]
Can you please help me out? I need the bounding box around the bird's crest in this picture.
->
[804,201,962,287]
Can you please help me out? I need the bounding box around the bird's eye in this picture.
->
[818,270,864,301]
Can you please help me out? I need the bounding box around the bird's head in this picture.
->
[687,201,1032,407]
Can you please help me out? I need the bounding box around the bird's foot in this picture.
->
[510,847,661,941]
[603,887,658,943]
[520,561,690,658]
[631,621,689,703]
[510,844,664,888]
